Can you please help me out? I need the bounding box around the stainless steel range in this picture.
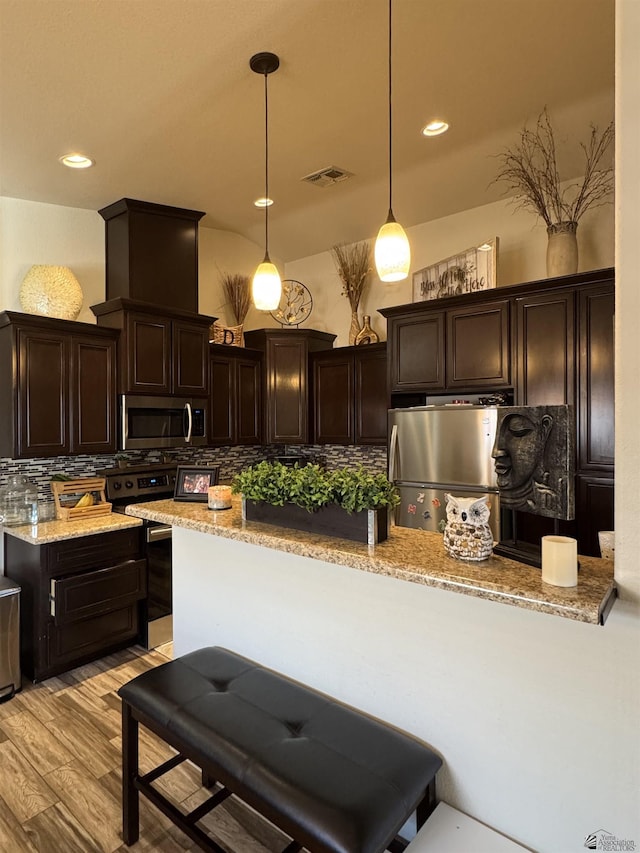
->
[102,463,177,650]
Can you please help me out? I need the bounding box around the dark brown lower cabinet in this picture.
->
[4,527,146,682]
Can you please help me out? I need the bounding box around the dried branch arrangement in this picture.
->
[331,242,372,311]
[493,107,614,227]
[221,273,251,324]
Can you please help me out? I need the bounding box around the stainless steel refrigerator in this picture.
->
[388,405,501,541]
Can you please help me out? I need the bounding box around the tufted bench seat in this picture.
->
[118,646,443,853]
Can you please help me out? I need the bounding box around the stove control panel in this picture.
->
[105,469,177,501]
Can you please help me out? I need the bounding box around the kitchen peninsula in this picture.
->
[123,496,630,852]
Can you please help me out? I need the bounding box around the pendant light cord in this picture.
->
[263,71,270,260]
[387,0,393,217]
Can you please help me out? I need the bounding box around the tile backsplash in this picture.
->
[0,444,388,507]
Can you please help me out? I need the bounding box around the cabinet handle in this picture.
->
[49,579,57,617]
[184,402,193,444]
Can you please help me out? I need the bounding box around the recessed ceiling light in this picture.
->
[59,153,95,169]
[254,197,273,208]
[421,120,449,137]
[477,242,493,252]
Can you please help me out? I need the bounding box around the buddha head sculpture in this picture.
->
[492,405,575,520]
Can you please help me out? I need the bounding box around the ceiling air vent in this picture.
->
[301,166,354,188]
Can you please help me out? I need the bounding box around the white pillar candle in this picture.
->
[541,535,578,587]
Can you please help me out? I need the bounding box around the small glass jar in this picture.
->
[3,475,38,526]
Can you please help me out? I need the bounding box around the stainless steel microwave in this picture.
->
[120,395,208,451]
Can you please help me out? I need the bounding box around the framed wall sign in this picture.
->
[412,237,499,302]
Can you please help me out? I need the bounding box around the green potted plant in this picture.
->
[232,461,399,545]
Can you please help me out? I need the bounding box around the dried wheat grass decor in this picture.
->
[331,242,372,344]
[214,272,251,345]
[493,107,614,277]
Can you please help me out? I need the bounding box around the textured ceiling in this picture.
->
[0,0,615,262]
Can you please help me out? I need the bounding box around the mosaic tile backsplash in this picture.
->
[0,444,388,509]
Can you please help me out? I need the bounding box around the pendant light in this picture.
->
[250,52,282,311]
[374,0,411,282]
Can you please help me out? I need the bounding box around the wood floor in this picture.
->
[0,644,296,853]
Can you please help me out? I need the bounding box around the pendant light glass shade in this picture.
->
[375,0,410,282]
[375,215,411,282]
[252,256,281,311]
[250,52,282,311]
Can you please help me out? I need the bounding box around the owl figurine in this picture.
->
[443,494,494,561]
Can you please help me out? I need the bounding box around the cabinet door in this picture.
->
[17,328,69,456]
[579,284,614,470]
[209,355,234,445]
[389,313,445,391]
[173,320,209,396]
[312,351,354,445]
[575,475,614,557]
[236,356,262,445]
[71,334,117,454]
[515,290,575,405]
[265,336,309,443]
[446,300,510,389]
[355,345,388,445]
[125,312,172,394]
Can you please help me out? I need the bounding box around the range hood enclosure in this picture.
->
[99,198,205,313]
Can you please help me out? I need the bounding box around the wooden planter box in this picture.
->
[241,499,389,545]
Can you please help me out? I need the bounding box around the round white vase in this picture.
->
[546,221,578,278]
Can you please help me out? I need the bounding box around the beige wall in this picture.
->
[284,195,615,347]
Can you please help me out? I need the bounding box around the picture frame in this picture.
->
[173,465,220,502]
[412,237,499,302]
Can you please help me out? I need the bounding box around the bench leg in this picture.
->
[416,778,437,829]
[122,700,139,845]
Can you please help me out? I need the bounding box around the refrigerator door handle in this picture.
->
[389,423,398,482]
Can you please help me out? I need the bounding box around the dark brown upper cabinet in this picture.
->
[91,298,214,396]
[311,343,387,446]
[0,312,118,458]
[515,289,575,406]
[244,328,335,445]
[446,300,510,389]
[387,311,445,392]
[384,300,510,394]
[209,344,262,446]
[99,198,205,314]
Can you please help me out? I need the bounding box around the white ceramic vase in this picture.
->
[546,221,578,278]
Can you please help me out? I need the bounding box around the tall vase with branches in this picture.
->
[331,242,372,344]
[493,107,614,276]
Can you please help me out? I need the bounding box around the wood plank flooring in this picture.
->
[0,645,295,852]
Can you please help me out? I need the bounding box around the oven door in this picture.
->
[144,521,172,649]
[121,395,208,450]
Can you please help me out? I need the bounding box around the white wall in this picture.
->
[285,196,614,348]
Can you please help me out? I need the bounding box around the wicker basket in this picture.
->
[209,322,243,346]
[51,478,112,521]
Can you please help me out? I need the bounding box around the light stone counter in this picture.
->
[2,513,142,544]
[125,497,616,625]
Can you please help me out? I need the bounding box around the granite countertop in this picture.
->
[2,513,143,544]
[125,497,616,626]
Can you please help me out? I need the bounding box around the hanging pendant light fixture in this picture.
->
[250,52,282,311]
[374,0,411,282]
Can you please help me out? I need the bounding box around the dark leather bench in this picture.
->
[118,646,443,853]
